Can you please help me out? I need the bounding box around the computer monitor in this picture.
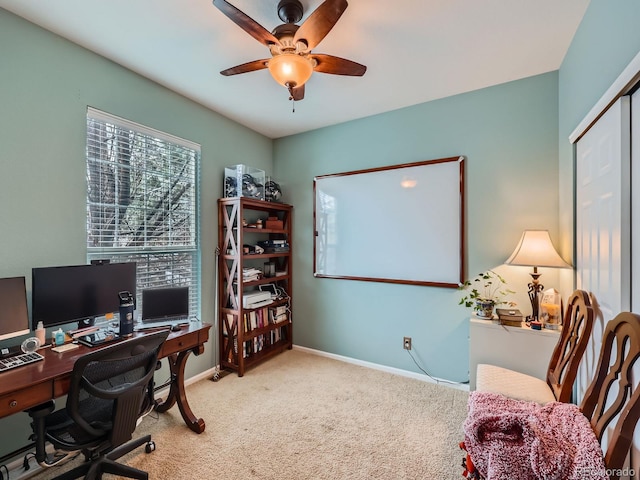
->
[0,276,30,341]
[31,262,136,330]
[141,286,189,321]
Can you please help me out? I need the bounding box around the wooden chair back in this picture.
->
[546,289,595,402]
[580,311,640,477]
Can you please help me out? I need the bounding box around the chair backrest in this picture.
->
[580,311,640,477]
[66,330,169,448]
[546,289,595,402]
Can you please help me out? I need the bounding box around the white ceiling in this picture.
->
[0,0,589,139]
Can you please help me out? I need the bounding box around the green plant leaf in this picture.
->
[457,269,516,311]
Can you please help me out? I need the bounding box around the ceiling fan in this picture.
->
[212,0,367,101]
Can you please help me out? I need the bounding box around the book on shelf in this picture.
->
[269,326,287,344]
[257,310,263,328]
[496,308,523,327]
[257,240,290,253]
[234,328,291,357]
[271,328,280,343]
[270,313,288,324]
[242,267,263,282]
[239,305,290,333]
[269,305,288,324]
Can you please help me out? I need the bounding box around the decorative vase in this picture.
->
[475,299,496,319]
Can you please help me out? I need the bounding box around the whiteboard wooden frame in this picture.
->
[313,156,465,287]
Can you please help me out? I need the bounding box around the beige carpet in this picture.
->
[38,349,469,479]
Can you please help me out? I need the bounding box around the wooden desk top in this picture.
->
[0,322,211,418]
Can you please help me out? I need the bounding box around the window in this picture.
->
[86,107,200,317]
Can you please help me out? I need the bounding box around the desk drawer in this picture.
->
[0,381,52,416]
[161,331,200,357]
[54,375,71,398]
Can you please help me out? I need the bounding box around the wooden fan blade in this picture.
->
[220,59,269,76]
[293,0,348,51]
[213,0,280,47]
[291,85,305,101]
[312,54,366,76]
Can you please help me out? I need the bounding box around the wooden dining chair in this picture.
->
[476,289,594,404]
[463,311,640,480]
[580,311,640,478]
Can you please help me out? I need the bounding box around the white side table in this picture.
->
[468,317,561,390]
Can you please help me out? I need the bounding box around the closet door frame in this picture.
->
[633,89,640,312]
[570,52,640,480]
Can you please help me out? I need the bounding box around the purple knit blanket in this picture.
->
[463,392,607,480]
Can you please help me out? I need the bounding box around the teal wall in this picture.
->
[273,72,560,382]
[558,0,640,266]
[0,9,272,458]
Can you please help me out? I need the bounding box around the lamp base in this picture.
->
[526,271,544,323]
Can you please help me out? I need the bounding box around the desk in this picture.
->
[0,322,211,434]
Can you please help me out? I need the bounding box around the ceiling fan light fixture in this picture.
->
[268,53,314,88]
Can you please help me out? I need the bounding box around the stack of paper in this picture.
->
[242,267,262,283]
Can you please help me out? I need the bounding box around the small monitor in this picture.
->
[142,286,189,321]
[0,276,30,341]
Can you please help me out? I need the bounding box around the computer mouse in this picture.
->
[170,324,181,332]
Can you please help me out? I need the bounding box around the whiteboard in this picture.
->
[314,156,464,287]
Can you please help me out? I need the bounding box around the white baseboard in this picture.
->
[175,348,470,393]
[185,366,220,386]
[292,345,469,392]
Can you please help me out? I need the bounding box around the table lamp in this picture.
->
[505,230,571,322]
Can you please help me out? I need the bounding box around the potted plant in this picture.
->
[458,270,515,319]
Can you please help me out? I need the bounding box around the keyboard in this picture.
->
[0,351,44,372]
[135,317,191,331]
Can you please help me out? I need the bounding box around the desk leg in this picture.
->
[155,346,206,434]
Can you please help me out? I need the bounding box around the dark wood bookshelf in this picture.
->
[218,197,293,376]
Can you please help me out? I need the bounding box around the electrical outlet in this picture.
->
[403,337,412,350]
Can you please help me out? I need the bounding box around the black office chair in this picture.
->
[29,330,169,480]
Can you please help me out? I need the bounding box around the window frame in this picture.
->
[85,107,201,319]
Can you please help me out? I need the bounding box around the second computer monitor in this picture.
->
[141,286,189,321]
[0,276,30,341]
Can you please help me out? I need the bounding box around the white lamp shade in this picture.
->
[505,230,571,268]
[268,54,313,88]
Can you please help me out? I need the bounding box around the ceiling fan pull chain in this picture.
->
[287,84,296,113]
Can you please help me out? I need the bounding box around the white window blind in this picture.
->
[86,107,201,317]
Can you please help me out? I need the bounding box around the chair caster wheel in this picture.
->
[145,441,155,453]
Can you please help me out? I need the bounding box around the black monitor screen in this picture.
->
[142,286,189,321]
[31,263,136,330]
[0,277,30,341]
